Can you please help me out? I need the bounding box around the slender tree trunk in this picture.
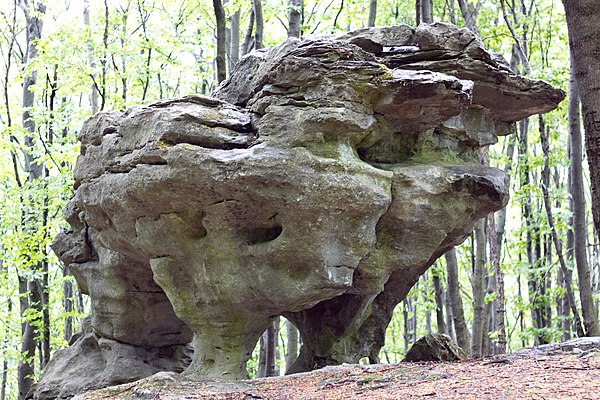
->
[288,0,302,37]
[100,0,109,110]
[229,9,240,70]
[445,248,470,352]
[242,10,255,55]
[0,254,10,400]
[539,114,585,337]
[432,267,447,334]
[252,0,264,49]
[285,319,299,372]
[563,1,600,254]
[444,287,454,339]
[258,320,278,377]
[471,219,487,358]
[367,0,377,26]
[519,118,544,343]
[446,0,456,24]
[17,1,46,397]
[415,0,421,25]
[488,214,506,354]
[423,274,432,334]
[567,65,600,336]
[83,0,98,114]
[421,0,433,23]
[457,0,479,35]
[213,0,227,83]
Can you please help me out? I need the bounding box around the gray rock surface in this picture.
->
[33,23,564,399]
[403,333,468,362]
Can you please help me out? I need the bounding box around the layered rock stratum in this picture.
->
[33,22,564,399]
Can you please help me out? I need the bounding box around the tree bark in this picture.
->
[539,114,585,337]
[285,319,299,372]
[432,267,447,334]
[288,0,302,37]
[252,0,264,49]
[567,57,600,336]
[83,0,98,114]
[421,0,433,23]
[471,219,487,358]
[488,214,506,354]
[367,0,377,27]
[212,0,227,83]
[17,1,46,397]
[242,10,255,56]
[457,0,479,36]
[229,9,241,70]
[445,248,470,352]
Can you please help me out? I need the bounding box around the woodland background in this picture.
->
[0,0,598,399]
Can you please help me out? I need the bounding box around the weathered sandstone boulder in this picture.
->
[403,333,468,362]
[33,22,564,399]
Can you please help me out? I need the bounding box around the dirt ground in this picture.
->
[78,351,600,400]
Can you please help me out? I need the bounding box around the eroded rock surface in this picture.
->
[403,333,468,362]
[34,22,564,399]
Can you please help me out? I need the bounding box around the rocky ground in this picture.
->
[75,339,600,400]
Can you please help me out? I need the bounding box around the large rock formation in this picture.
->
[33,22,564,399]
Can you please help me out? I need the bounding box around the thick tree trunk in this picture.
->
[445,248,470,353]
[213,0,227,83]
[471,219,487,358]
[288,0,302,37]
[563,1,600,262]
[567,54,600,336]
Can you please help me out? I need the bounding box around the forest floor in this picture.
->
[77,343,600,400]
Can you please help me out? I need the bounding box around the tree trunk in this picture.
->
[17,1,46,397]
[445,248,470,353]
[539,114,585,337]
[432,266,447,334]
[257,320,278,377]
[421,0,433,23]
[288,0,302,37]
[487,214,506,354]
[229,9,241,70]
[252,0,264,49]
[213,0,227,83]
[471,219,487,358]
[367,0,377,27]
[285,319,299,372]
[83,0,98,114]
[567,54,600,336]
[446,0,457,24]
[242,10,255,55]
[457,0,479,35]
[563,1,600,260]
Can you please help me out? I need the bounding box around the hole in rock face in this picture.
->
[245,224,283,245]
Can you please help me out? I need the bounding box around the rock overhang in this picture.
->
[36,22,565,399]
